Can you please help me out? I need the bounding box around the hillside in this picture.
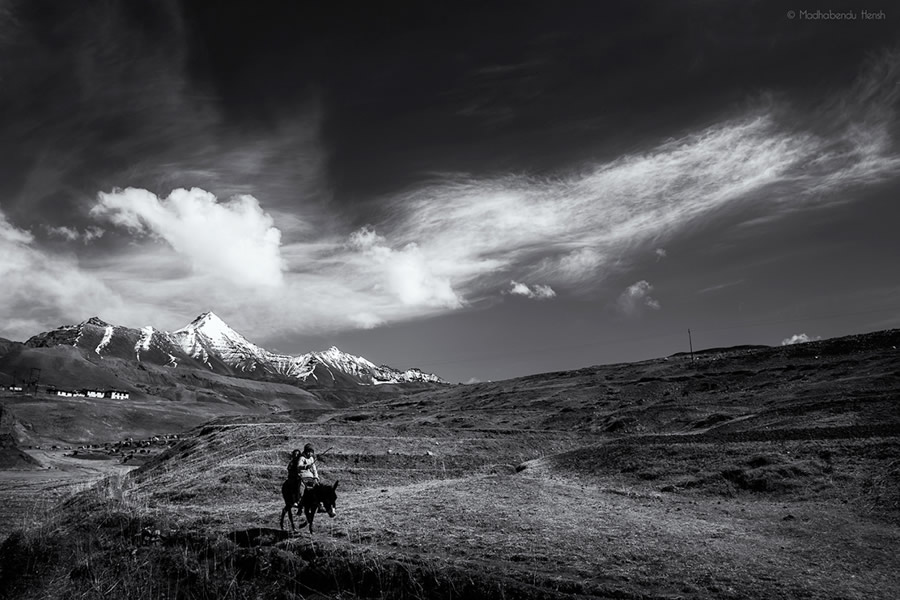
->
[1,329,898,599]
[0,329,445,447]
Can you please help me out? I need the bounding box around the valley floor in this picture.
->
[0,452,135,538]
[4,420,893,600]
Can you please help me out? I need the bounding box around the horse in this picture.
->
[280,478,339,533]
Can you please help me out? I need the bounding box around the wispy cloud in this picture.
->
[697,280,745,295]
[0,1,329,229]
[0,209,126,341]
[382,51,900,305]
[617,281,661,316]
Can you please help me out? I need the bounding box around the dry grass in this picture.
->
[2,330,900,598]
[4,418,898,599]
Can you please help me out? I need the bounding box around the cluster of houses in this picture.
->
[45,388,130,400]
[3,384,131,399]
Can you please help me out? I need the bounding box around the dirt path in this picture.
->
[0,450,136,540]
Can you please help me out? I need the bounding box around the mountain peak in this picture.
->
[181,312,236,334]
[83,316,110,328]
[190,311,220,324]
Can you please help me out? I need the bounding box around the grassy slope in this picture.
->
[0,343,446,447]
[1,330,899,599]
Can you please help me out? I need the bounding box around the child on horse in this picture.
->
[287,443,319,504]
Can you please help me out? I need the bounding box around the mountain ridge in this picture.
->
[23,312,445,387]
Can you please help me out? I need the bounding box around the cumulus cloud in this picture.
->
[507,280,557,300]
[92,188,285,287]
[655,248,667,260]
[781,333,821,345]
[347,226,462,309]
[617,281,661,315]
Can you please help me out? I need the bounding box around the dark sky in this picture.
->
[1,0,899,382]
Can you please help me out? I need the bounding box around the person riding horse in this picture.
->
[282,443,334,532]
[287,443,319,505]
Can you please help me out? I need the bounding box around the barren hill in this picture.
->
[1,328,898,599]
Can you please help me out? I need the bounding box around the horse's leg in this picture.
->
[305,506,315,533]
[280,484,288,531]
[281,482,297,532]
[287,504,296,532]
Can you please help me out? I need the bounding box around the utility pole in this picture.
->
[688,329,694,362]
[26,368,41,396]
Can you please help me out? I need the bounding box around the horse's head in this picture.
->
[321,480,339,518]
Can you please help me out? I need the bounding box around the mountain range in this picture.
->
[22,312,444,387]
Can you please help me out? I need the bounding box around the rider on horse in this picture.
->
[287,443,319,503]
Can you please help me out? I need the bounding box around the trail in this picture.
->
[0,451,136,540]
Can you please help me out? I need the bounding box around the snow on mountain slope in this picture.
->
[169,312,442,385]
[27,312,445,386]
[95,325,113,355]
[135,326,154,361]
[170,312,306,376]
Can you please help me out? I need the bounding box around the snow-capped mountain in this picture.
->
[24,312,444,386]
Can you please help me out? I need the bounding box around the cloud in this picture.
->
[617,281,661,315]
[781,333,821,346]
[6,49,900,341]
[655,248,667,260]
[347,226,463,309]
[92,188,285,287]
[0,1,329,238]
[380,49,900,301]
[507,280,557,300]
[43,225,105,243]
[43,225,79,241]
[351,312,384,330]
[0,209,126,341]
[697,280,745,295]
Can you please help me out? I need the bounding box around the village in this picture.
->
[1,382,186,467]
[5,384,130,400]
[26,433,181,464]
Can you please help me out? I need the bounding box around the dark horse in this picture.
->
[280,479,339,533]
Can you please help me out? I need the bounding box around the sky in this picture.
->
[1,0,899,383]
